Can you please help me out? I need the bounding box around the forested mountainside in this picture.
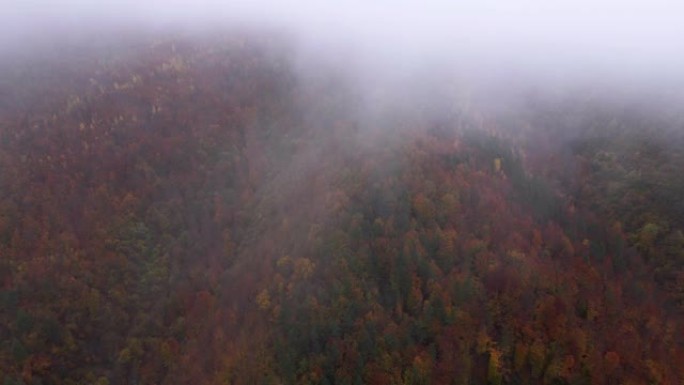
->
[509,98,684,312]
[0,33,683,385]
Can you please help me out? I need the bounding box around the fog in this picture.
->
[4,0,684,108]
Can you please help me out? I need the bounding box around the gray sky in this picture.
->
[3,0,684,90]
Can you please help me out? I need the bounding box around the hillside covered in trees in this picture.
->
[1,31,683,384]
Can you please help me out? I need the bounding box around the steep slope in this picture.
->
[0,33,301,384]
[0,33,682,385]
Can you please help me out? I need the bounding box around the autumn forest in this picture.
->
[0,30,683,385]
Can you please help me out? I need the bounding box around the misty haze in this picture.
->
[1,1,684,384]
